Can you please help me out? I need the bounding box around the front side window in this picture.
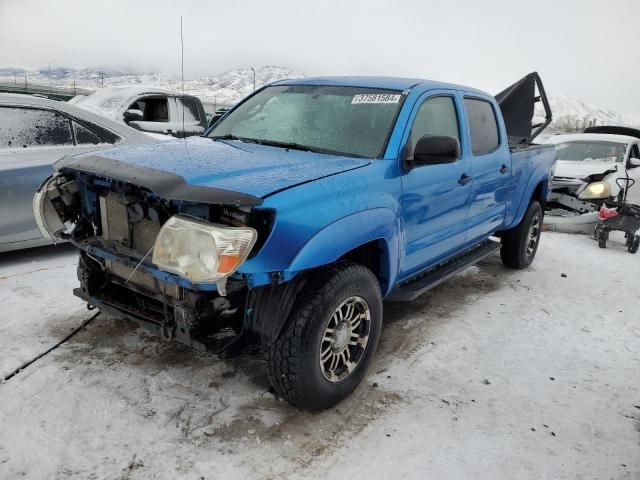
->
[554,141,627,163]
[464,98,500,155]
[407,96,459,159]
[0,106,73,148]
[207,85,404,158]
[127,97,169,122]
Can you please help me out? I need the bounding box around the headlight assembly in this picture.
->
[578,181,611,200]
[152,215,257,294]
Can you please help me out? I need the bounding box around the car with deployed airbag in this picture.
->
[34,73,556,409]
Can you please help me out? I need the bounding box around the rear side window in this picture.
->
[408,96,459,156]
[464,98,499,155]
[178,97,202,122]
[0,106,73,148]
[73,121,109,145]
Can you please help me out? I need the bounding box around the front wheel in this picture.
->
[267,263,382,410]
[598,228,608,248]
[500,200,543,269]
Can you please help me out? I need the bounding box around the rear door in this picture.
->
[175,96,207,137]
[463,97,510,241]
[400,91,472,276]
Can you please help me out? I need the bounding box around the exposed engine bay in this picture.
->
[34,168,279,354]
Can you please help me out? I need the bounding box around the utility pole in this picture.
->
[24,73,27,88]
[48,64,52,93]
[100,72,104,87]
[73,79,76,95]
[250,67,255,92]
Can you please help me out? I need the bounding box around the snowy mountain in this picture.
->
[0,66,303,107]
[541,92,640,134]
[1,66,637,131]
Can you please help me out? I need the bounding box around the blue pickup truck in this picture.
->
[34,73,555,409]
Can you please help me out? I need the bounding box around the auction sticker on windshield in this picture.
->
[352,93,401,104]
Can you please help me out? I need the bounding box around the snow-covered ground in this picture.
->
[0,232,639,479]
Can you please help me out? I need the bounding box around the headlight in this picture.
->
[578,181,611,200]
[152,215,257,290]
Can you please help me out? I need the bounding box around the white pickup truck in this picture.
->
[544,126,640,233]
[71,86,208,138]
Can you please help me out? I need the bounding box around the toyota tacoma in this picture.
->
[34,73,555,409]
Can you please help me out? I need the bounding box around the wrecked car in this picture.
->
[0,93,152,252]
[544,126,640,234]
[34,73,555,409]
[73,86,208,138]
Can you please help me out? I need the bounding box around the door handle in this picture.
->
[458,174,472,185]
[500,164,509,174]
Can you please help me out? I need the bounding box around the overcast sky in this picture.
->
[1,0,639,116]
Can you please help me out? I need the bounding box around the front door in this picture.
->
[400,93,472,277]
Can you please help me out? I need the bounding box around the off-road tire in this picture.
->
[500,200,543,269]
[593,224,604,241]
[598,229,608,249]
[267,262,382,410]
[628,235,640,254]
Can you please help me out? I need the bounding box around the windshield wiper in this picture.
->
[211,135,366,158]
[248,139,315,152]
[209,134,255,143]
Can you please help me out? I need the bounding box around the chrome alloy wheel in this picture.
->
[526,213,540,256]
[319,296,371,383]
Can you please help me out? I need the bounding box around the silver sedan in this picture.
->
[0,93,153,252]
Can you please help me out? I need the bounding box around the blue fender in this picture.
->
[507,173,549,230]
[286,208,401,296]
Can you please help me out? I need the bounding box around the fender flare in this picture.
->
[509,174,549,229]
[287,208,401,295]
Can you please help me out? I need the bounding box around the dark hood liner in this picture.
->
[56,155,263,206]
[495,72,552,148]
[584,126,640,140]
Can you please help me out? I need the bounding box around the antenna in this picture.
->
[180,16,186,143]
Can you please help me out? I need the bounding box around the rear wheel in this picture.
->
[267,263,382,410]
[500,200,543,269]
[628,235,640,254]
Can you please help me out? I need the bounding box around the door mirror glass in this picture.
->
[629,157,640,168]
[413,135,461,167]
[123,109,144,122]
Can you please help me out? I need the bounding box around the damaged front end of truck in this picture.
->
[33,155,288,354]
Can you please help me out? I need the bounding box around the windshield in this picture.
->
[207,85,405,158]
[554,141,627,163]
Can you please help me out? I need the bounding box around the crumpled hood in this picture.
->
[553,160,621,180]
[71,137,371,198]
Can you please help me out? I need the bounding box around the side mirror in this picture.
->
[123,109,144,123]
[629,157,640,168]
[409,135,461,169]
